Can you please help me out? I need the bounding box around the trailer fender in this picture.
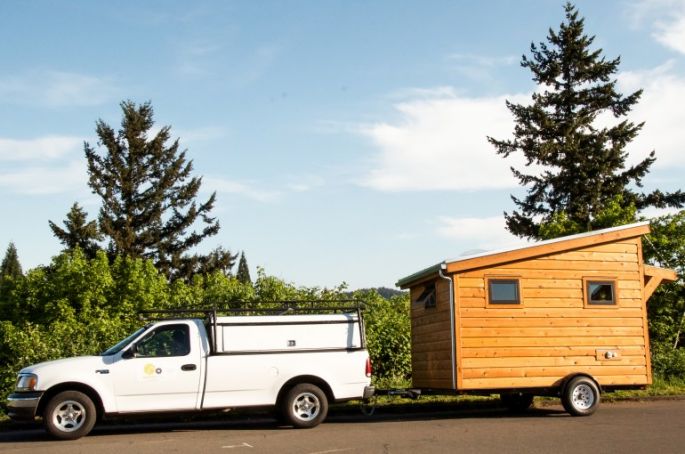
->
[560,373,602,396]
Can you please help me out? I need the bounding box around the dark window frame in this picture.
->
[584,278,618,307]
[415,282,437,309]
[486,278,522,306]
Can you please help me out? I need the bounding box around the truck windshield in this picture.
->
[101,326,148,356]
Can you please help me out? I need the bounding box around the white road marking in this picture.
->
[222,442,254,449]
[306,449,353,454]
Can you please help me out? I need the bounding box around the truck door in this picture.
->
[111,322,203,412]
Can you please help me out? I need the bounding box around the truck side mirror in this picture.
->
[122,345,137,359]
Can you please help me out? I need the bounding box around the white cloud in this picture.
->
[647,0,685,54]
[447,54,518,82]
[175,126,228,144]
[358,90,529,191]
[448,54,518,67]
[0,71,118,107]
[286,175,325,193]
[0,135,89,195]
[176,42,224,77]
[436,215,527,252]
[394,232,420,240]
[639,206,682,219]
[616,62,685,169]
[628,1,685,54]
[204,176,281,202]
[0,136,82,161]
[655,15,685,53]
[387,86,463,100]
[0,160,88,195]
[360,55,685,193]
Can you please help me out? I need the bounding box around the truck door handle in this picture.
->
[181,364,197,371]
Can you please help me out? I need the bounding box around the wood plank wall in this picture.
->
[410,278,453,389]
[455,238,649,390]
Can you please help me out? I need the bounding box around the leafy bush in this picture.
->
[360,291,411,381]
[0,251,413,416]
[651,342,685,380]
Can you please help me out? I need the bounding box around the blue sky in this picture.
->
[1,1,685,289]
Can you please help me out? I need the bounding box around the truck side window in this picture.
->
[136,324,190,357]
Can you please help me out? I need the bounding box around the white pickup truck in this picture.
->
[6,307,374,440]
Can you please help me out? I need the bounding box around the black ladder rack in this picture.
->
[137,300,366,355]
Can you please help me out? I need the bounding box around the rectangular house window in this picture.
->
[586,280,616,306]
[415,282,436,309]
[487,279,521,305]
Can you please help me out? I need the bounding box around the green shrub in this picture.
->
[0,252,414,416]
[359,291,411,381]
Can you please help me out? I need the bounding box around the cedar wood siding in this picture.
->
[456,237,649,390]
[410,278,453,389]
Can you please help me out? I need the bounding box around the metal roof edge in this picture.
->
[395,221,651,288]
[443,221,650,265]
[395,262,445,289]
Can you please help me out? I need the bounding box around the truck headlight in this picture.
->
[15,373,38,392]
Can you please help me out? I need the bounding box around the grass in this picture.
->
[602,376,685,401]
[359,376,685,410]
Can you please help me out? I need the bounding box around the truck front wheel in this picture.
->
[44,390,97,440]
[282,383,328,428]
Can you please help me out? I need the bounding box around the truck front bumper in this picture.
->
[6,392,43,421]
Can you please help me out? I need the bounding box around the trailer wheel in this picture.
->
[282,383,328,428]
[562,376,600,416]
[44,391,97,440]
[500,392,534,412]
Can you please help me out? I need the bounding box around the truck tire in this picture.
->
[44,390,97,440]
[282,383,328,428]
[500,392,534,412]
[562,376,600,416]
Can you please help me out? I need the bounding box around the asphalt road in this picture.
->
[1,399,684,453]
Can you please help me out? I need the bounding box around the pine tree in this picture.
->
[85,100,231,279]
[0,242,22,280]
[49,202,102,258]
[194,246,237,277]
[488,3,685,240]
[236,251,252,285]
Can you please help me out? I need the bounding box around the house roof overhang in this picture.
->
[396,221,653,289]
[644,264,679,301]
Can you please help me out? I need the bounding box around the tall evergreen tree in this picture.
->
[85,100,232,279]
[236,251,252,285]
[488,3,685,240]
[196,246,237,277]
[0,242,22,280]
[49,202,102,258]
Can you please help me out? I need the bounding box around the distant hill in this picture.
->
[351,287,407,299]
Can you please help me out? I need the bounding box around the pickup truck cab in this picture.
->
[7,307,373,440]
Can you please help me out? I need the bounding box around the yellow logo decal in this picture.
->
[144,363,156,376]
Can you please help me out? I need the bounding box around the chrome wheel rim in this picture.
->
[292,392,320,421]
[572,384,595,410]
[51,400,86,432]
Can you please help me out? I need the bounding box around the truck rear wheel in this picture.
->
[44,390,97,440]
[282,383,328,428]
[562,376,600,416]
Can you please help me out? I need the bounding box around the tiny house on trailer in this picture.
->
[396,222,677,415]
